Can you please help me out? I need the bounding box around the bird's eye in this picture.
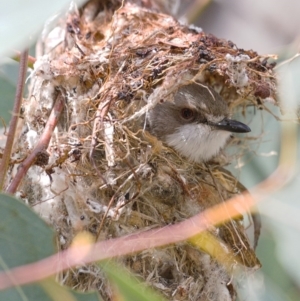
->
[180,108,195,121]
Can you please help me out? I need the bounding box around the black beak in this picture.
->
[212,118,251,133]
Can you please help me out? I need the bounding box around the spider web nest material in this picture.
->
[16,1,277,300]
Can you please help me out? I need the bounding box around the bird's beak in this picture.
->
[212,118,251,133]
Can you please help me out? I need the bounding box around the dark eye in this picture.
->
[180,108,195,121]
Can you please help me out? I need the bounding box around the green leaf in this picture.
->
[0,280,103,301]
[101,261,167,301]
[0,193,56,270]
[0,193,101,301]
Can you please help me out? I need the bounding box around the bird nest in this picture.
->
[18,1,278,300]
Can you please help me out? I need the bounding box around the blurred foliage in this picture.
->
[0,60,18,125]
[0,193,168,301]
[0,193,101,301]
[0,0,86,56]
[102,261,167,301]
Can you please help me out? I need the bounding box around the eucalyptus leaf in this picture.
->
[102,261,167,301]
[0,193,101,301]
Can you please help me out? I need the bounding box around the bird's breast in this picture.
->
[165,123,231,162]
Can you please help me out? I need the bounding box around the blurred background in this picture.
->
[182,2,300,300]
[1,0,299,300]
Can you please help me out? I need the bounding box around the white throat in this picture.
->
[165,123,231,162]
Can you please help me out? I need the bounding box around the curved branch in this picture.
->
[6,92,64,194]
[0,50,28,190]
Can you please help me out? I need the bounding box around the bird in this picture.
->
[146,83,250,163]
[143,82,260,269]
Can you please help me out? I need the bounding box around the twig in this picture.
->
[6,92,65,194]
[0,50,28,190]
[12,50,36,69]
[89,98,111,185]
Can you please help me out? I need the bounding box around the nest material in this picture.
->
[15,1,277,300]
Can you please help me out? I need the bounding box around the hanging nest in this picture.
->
[15,1,277,300]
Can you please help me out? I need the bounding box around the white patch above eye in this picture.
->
[177,92,198,110]
[206,114,225,124]
[165,123,231,162]
[199,102,207,110]
[179,90,193,98]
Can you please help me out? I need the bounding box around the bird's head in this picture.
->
[147,83,250,162]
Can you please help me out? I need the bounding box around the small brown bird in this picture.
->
[147,83,250,162]
[144,83,260,269]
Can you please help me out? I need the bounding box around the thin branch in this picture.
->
[6,92,65,194]
[12,50,36,69]
[0,50,28,190]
